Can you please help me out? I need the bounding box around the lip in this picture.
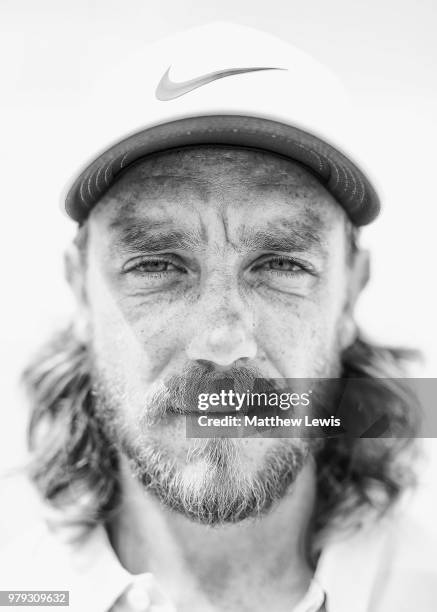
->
[167,399,246,416]
[171,407,237,416]
[194,408,241,416]
[184,405,268,418]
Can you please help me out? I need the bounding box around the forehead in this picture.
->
[89,146,346,239]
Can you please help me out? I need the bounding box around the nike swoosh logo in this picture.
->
[156,66,284,101]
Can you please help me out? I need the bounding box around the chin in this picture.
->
[124,435,310,525]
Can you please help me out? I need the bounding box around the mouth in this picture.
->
[166,405,238,416]
[167,403,283,419]
[161,373,287,418]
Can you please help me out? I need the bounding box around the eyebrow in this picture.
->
[239,220,325,253]
[110,216,325,255]
[112,220,205,253]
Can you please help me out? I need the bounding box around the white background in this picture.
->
[1,0,436,536]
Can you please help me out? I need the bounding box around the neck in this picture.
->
[108,458,317,612]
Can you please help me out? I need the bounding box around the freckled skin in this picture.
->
[73,146,362,482]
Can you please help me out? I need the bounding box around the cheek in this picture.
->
[255,278,346,377]
[86,264,186,386]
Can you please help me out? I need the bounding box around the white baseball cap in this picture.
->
[64,22,380,226]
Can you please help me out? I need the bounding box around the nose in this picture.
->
[186,291,257,367]
[187,324,257,367]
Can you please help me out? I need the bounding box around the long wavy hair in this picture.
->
[22,326,420,547]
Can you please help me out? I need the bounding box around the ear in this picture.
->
[339,249,370,350]
[64,242,91,344]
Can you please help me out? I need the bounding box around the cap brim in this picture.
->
[65,115,380,226]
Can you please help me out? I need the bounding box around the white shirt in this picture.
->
[1,504,436,612]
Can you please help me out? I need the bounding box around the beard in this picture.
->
[91,354,341,526]
[122,436,310,524]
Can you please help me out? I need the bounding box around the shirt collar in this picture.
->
[62,524,325,612]
[15,514,393,612]
[49,522,133,611]
[315,517,394,612]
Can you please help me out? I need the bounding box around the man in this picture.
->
[3,22,435,612]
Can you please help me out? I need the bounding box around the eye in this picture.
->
[122,256,186,276]
[254,256,310,275]
[262,257,305,273]
[134,260,177,273]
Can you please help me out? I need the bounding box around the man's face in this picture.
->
[72,147,364,523]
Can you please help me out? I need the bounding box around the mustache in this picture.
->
[147,363,285,418]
